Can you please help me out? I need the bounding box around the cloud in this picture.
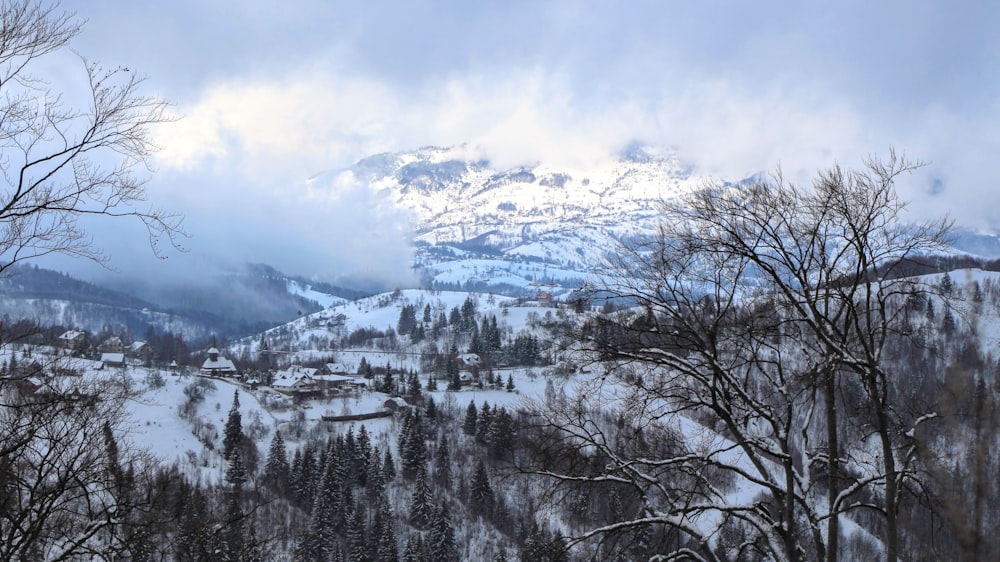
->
[53,0,1000,285]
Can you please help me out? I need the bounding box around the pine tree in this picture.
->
[476,401,493,443]
[382,447,396,481]
[223,390,243,460]
[409,468,434,528]
[356,425,373,486]
[463,400,478,436]
[461,295,477,332]
[429,503,458,562]
[400,411,427,480]
[487,407,515,459]
[423,303,432,324]
[506,373,515,392]
[446,343,461,391]
[406,371,422,400]
[425,395,438,421]
[470,459,494,518]
[263,430,290,493]
[397,304,417,336]
[402,535,427,562]
[373,500,398,562]
[433,436,451,488]
[468,325,481,355]
[347,507,369,562]
[221,448,247,561]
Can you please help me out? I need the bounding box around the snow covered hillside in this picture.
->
[311,144,719,298]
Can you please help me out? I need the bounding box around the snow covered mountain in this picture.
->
[316,144,715,297]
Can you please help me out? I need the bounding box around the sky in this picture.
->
[40,0,1000,285]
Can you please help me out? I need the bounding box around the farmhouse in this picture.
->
[57,330,85,352]
[100,337,124,354]
[128,341,152,362]
[100,353,125,368]
[271,365,320,396]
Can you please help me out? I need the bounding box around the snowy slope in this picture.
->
[310,144,717,296]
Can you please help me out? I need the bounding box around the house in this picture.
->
[100,353,125,368]
[57,330,86,352]
[271,366,320,396]
[313,372,355,393]
[537,290,553,307]
[382,397,410,412]
[100,337,124,354]
[200,347,238,377]
[321,362,350,377]
[457,353,482,368]
[326,313,347,329]
[128,341,152,362]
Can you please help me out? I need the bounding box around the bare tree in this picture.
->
[528,151,951,561]
[0,0,183,275]
[0,362,163,561]
[0,2,184,559]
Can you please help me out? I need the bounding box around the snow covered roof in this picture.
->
[313,373,353,384]
[275,365,317,378]
[59,330,85,340]
[324,362,349,375]
[101,352,125,365]
[201,354,236,374]
[271,370,318,391]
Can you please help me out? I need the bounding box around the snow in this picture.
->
[286,279,346,309]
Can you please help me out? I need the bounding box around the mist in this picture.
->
[38,0,1000,286]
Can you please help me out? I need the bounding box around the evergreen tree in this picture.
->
[222,390,243,461]
[468,324,481,355]
[175,485,213,562]
[221,448,247,561]
[433,435,451,488]
[263,430,290,493]
[400,411,427,480]
[406,371,422,400]
[402,535,428,562]
[487,315,502,355]
[446,343,461,391]
[463,400,478,436]
[476,401,493,443]
[411,323,425,343]
[409,469,434,528]
[470,459,494,518]
[373,500,398,562]
[347,507,369,562]
[506,373,515,392]
[382,447,396,481]
[940,271,954,295]
[356,425,373,486]
[433,312,447,339]
[487,407,516,458]
[423,303,432,324]
[397,304,418,336]
[426,375,438,392]
[429,503,458,562]
[425,395,438,421]
[460,295,477,332]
